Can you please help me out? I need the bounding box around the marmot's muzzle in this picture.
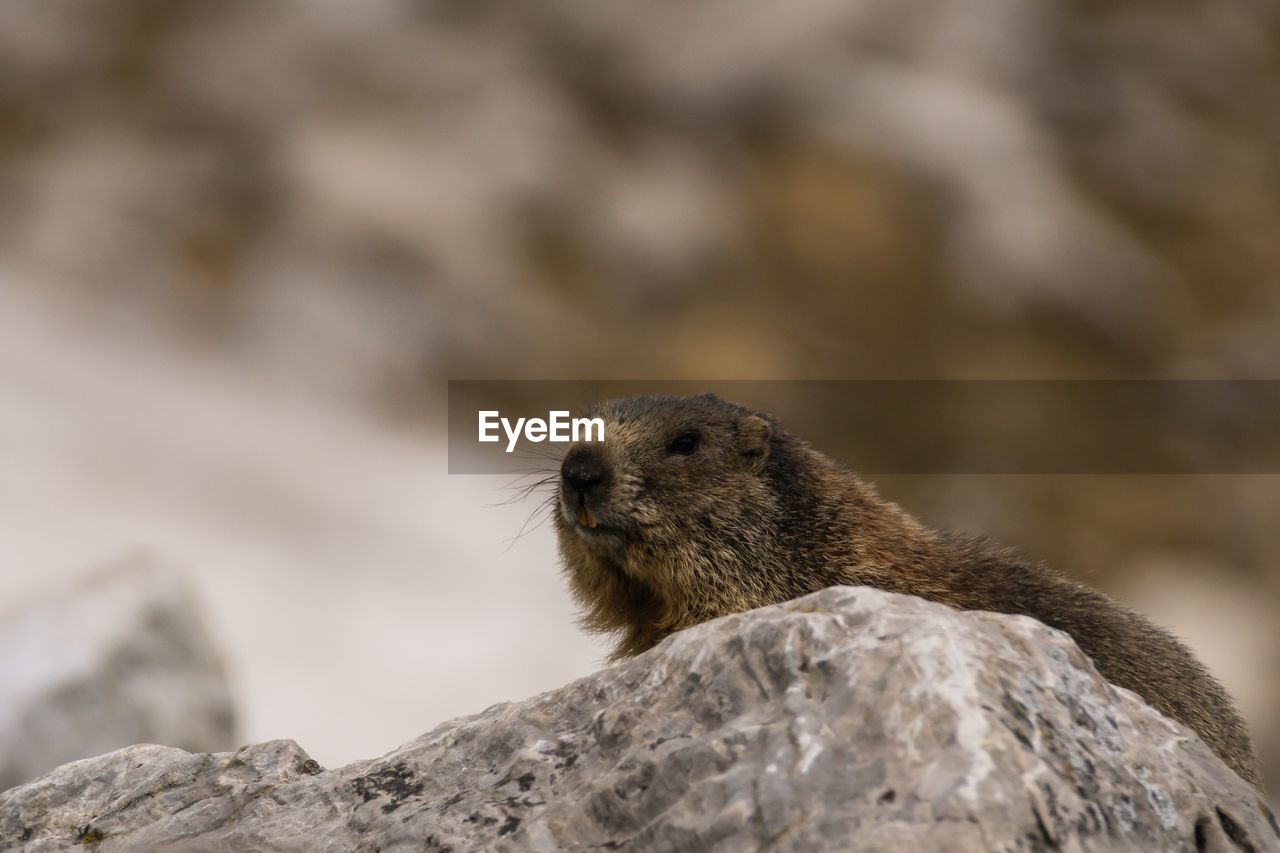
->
[561,446,611,529]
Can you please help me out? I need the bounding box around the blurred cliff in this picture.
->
[0,556,235,791]
[0,1,1277,784]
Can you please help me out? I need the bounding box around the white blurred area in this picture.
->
[0,279,607,768]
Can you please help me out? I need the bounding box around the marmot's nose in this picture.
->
[561,448,609,498]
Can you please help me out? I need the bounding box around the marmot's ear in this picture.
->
[735,415,773,465]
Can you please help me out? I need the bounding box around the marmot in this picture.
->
[552,393,1263,790]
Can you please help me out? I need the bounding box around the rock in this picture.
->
[0,557,236,793]
[1,586,1274,851]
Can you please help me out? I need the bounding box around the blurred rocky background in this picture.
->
[0,555,234,791]
[0,0,1277,789]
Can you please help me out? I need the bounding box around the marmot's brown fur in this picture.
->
[552,393,1263,790]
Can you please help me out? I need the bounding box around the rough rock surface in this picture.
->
[1,586,1274,851]
[0,557,236,793]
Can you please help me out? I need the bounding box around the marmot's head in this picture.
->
[553,394,793,658]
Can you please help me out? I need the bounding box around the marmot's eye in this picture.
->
[667,432,700,455]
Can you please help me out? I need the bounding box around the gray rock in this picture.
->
[1,586,1274,851]
[0,557,236,793]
